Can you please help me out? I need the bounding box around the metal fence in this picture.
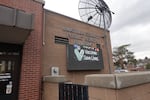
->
[59,82,88,100]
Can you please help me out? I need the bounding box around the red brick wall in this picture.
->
[42,10,113,84]
[0,0,43,100]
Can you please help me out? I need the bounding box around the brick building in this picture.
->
[42,10,113,83]
[0,0,113,100]
[0,0,44,100]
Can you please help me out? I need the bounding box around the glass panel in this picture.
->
[8,61,12,72]
[0,60,12,95]
[0,61,6,74]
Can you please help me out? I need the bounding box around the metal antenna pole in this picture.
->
[102,11,112,74]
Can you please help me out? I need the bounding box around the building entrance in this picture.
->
[0,43,22,100]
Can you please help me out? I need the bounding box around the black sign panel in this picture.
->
[67,44,104,70]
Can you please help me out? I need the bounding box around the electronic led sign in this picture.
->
[67,44,104,70]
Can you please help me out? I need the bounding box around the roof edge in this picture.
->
[33,0,45,5]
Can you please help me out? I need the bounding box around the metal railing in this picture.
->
[59,82,88,100]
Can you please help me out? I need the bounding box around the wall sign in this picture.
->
[63,27,104,46]
[67,44,104,70]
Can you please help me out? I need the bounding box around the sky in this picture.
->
[44,0,150,59]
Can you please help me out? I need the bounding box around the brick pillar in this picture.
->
[0,0,44,100]
[18,1,44,100]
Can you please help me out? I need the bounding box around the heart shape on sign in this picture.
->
[74,48,84,61]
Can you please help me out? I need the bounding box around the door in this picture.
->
[0,43,22,100]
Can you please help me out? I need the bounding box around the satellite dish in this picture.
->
[78,0,114,29]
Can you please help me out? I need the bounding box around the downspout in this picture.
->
[42,9,46,46]
[102,13,112,74]
[41,8,45,100]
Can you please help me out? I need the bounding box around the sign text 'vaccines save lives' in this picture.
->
[67,44,104,70]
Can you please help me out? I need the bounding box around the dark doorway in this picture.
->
[0,43,22,100]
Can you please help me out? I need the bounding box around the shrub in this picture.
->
[146,63,150,69]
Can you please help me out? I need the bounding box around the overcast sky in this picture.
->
[44,0,150,59]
